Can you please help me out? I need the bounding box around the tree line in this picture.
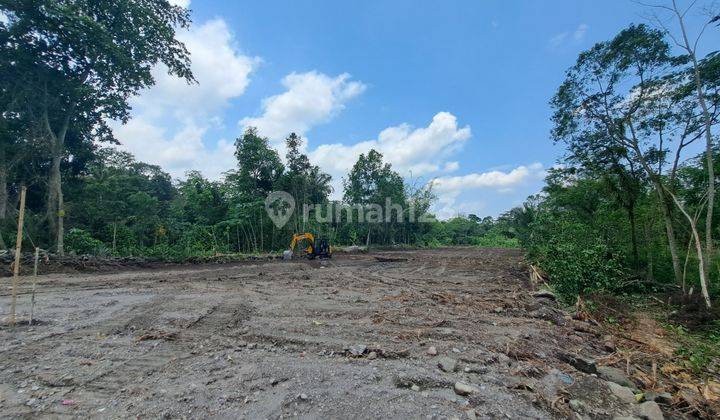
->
[502,2,720,308]
[0,1,515,259]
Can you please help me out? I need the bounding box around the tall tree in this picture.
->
[230,127,284,198]
[0,0,194,254]
[643,0,720,286]
[552,24,718,307]
[344,150,405,245]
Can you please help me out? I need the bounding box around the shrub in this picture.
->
[65,228,107,255]
[526,212,627,301]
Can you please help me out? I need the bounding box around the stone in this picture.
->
[298,393,309,401]
[411,384,420,392]
[367,351,377,360]
[646,392,672,405]
[349,344,367,356]
[598,366,635,389]
[557,352,597,374]
[465,409,478,420]
[569,399,586,413]
[437,357,457,373]
[427,346,438,356]
[531,290,557,300]
[454,382,480,396]
[608,382,636,405]
[637,401,663,420]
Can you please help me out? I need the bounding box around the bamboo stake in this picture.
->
[10,186,27,327]
[29,247,39,325]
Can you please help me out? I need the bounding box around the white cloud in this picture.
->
[573,23,589,41]
[112,18,259,179]
[431,163,545,194]
[549,23,589,49]
[240,71,365,144]
[430,163,545,219]
[307,112,471,196]
[549,32,569,48]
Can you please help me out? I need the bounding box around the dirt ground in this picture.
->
[0,248,673,419]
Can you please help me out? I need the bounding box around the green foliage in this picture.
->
[664,322,720,374]
[65,228,106,255]
[525,212,627,300]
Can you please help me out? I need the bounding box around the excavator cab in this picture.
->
[288,233,332,260]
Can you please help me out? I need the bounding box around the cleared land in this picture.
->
[0,248,660,418]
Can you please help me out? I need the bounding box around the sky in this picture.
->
[112,0,720,218]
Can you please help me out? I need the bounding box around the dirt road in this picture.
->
[0,248,654,419]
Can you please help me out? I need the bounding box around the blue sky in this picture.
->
[113,0,720,218]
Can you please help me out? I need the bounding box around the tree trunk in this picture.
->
[0,165,6,251]
[44,111,71,256]
[627,205,639,269]
[652,182,683,285]
[674,0,715,289]
[0,164,7,222]
[666,187,712,308]
[47,152,64,255]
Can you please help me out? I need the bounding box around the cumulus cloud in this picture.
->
[430,163,545,218]
[240,71,365,144]
[431,163,545,194]
[112,18,259,179]
[307,112,471,196]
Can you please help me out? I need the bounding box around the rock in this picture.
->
[569,399,586,413]
[557,352,597,374]
[427,346,438,356]
[349,344,367,356]
[298,393,309,401]
[367,351,377,360]
[454,382,480,396]
[465,409,478,420]
[531,290,556,301]
[411,384,420,392]
[637,401,663,420]
[608,382,636,405]
[437,357,457,373]
[598,366,635,389]
[644,392,672,405]
[452,347,461,353]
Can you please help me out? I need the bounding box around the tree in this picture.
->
[0,0,194,254]
[642,0,720,290]
[230,127,284,198]
[552,24,718,307]
[344,150,405,245]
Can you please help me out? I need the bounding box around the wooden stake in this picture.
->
[29,247,39,325]
[10,186,27,327]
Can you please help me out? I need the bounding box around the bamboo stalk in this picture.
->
[10,186,27,327]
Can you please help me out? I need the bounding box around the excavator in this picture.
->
[285,233,332,260]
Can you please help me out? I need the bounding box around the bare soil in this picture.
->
[0,248,673,418]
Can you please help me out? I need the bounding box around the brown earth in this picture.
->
[0,248,690,418]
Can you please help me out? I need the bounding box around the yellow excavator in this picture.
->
[286,233,332,260]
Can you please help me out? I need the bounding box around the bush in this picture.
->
[525,212,627,301]
[65,228,107,255]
